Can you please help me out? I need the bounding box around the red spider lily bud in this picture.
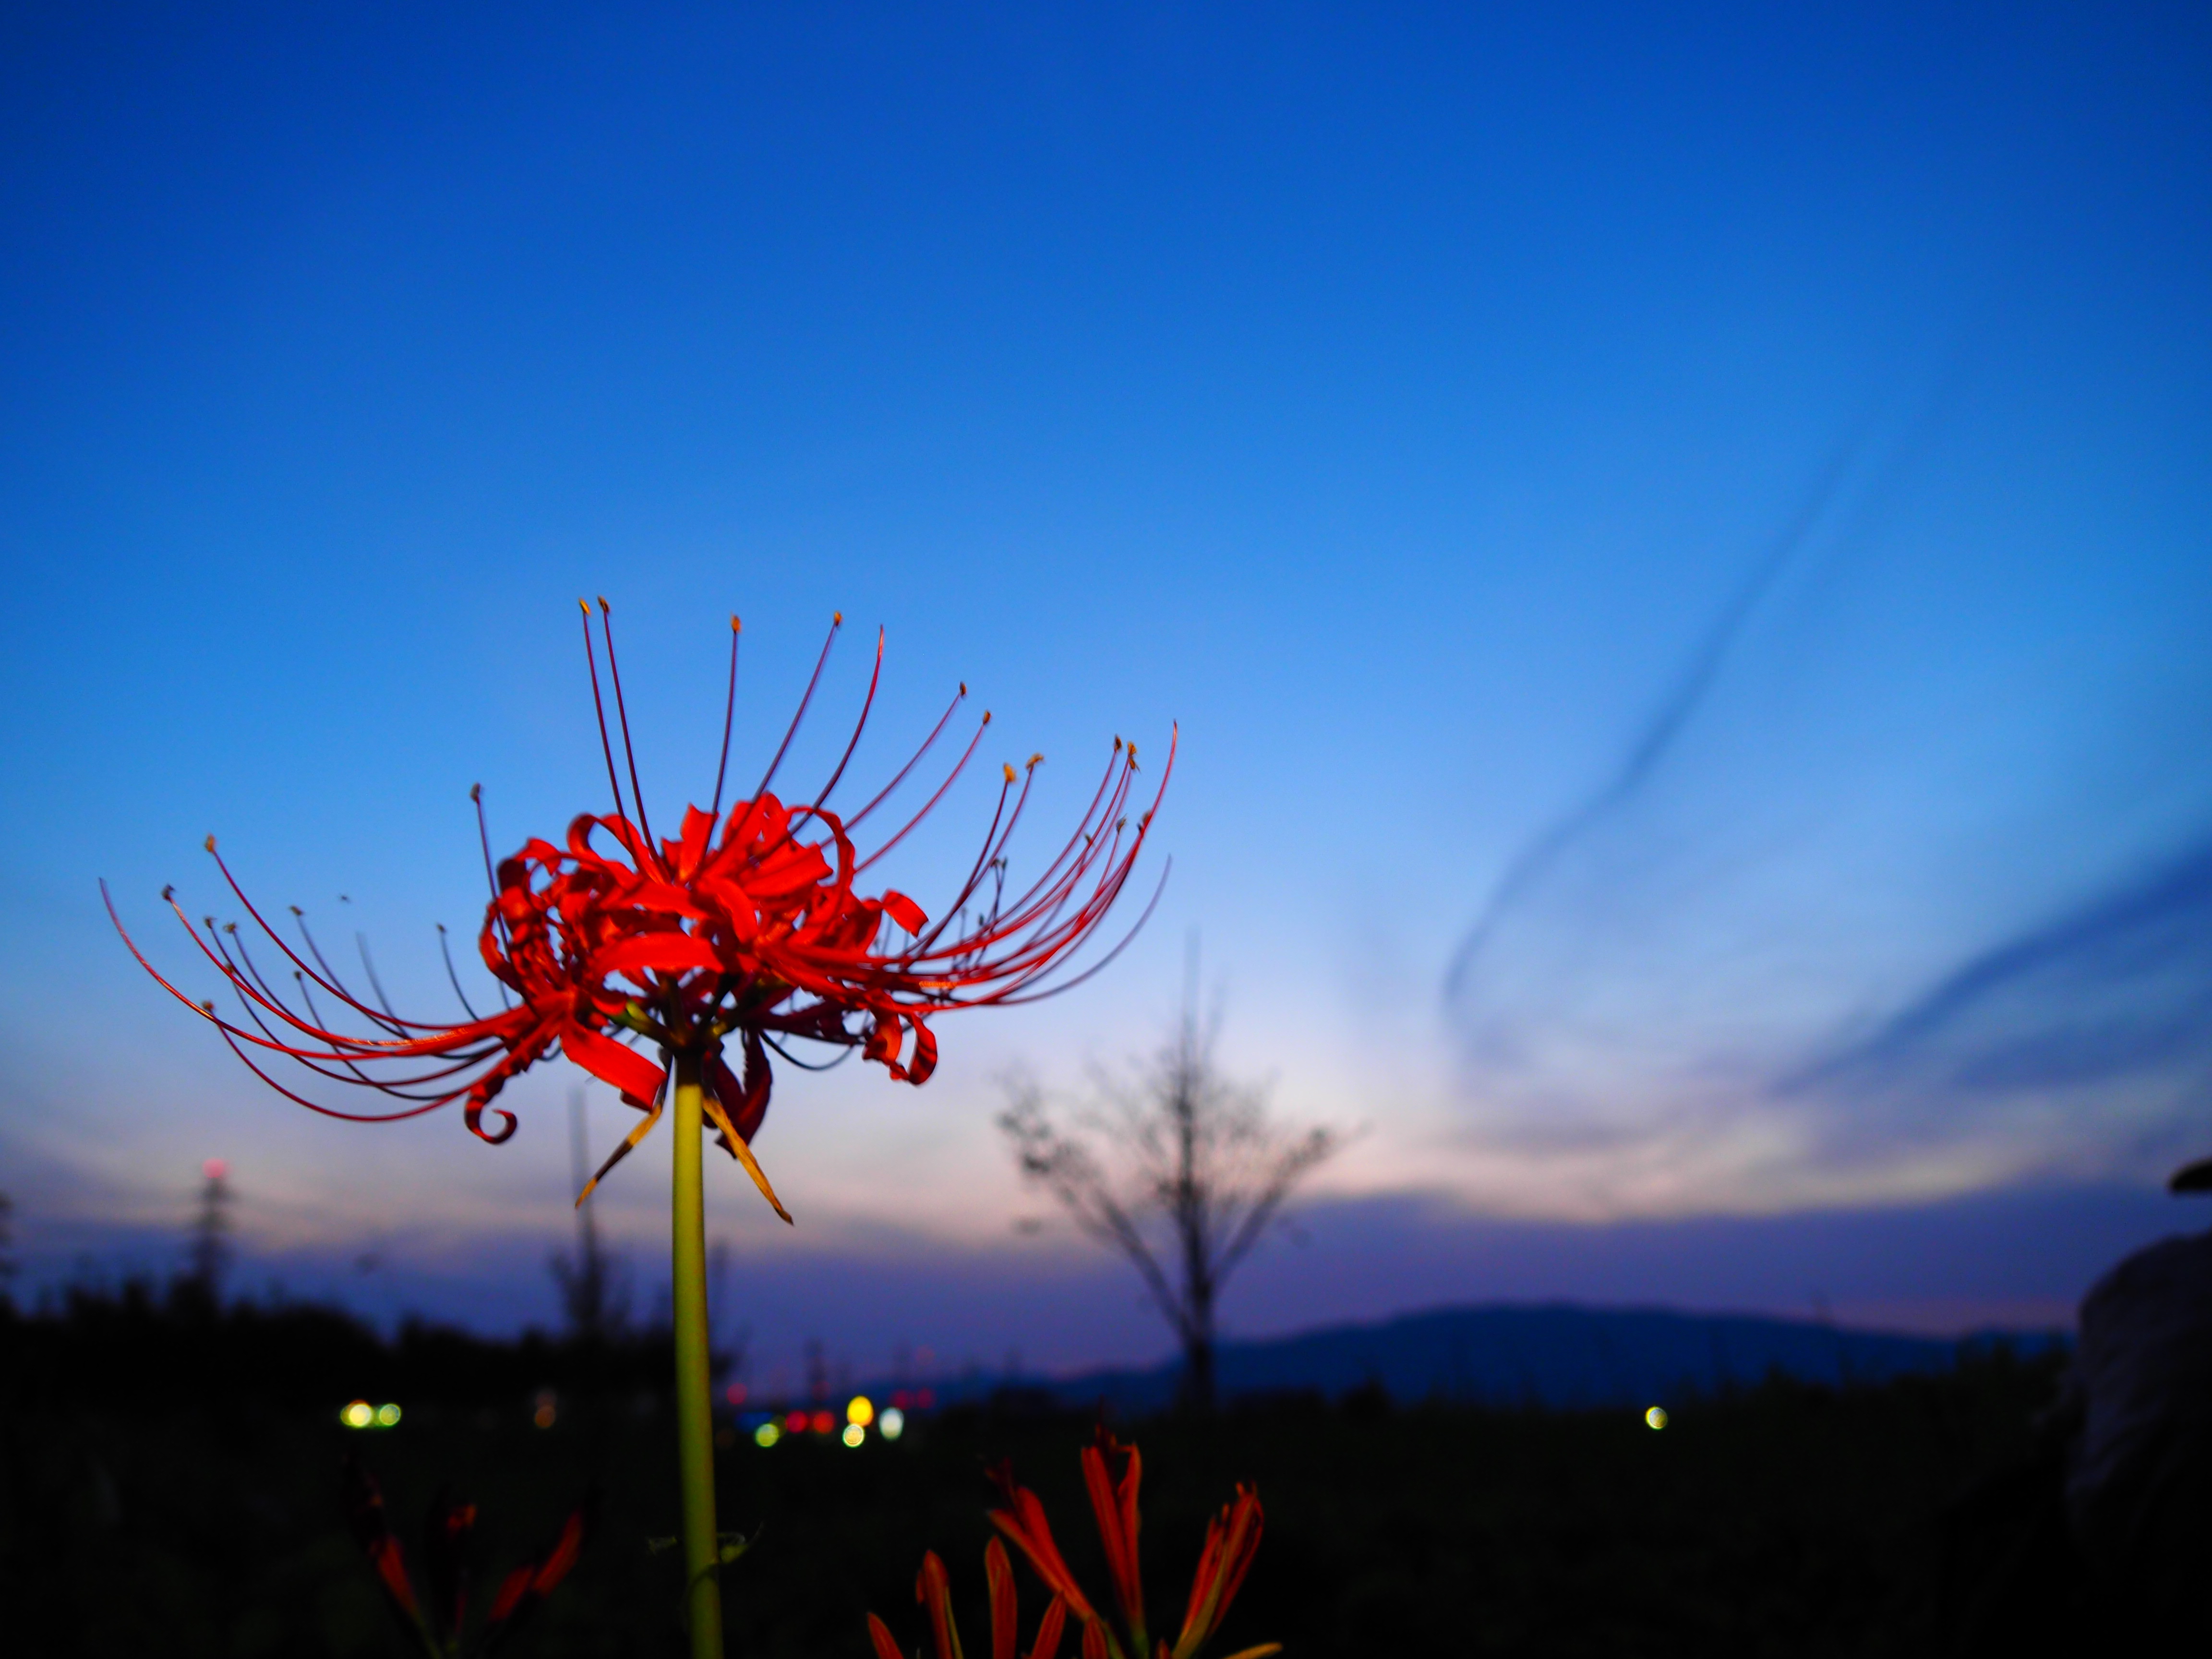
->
[1172,1488,1263,1659]
[869,1613,906,1659]
[422,1491,477,1640]
[1081,1430,1147,1656]
[916,1551,964,1659]
[1029,1599,1070,1659]
[481,1492,593,1637]
[986,1461,1101,1626]
[987,1537,1019,1659]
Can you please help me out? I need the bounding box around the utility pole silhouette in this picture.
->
[550,1089,622,1339]
[0,1189,17,1310]
[183,1159,232,1310]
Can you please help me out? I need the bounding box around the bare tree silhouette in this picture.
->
[998,947,1340,1412]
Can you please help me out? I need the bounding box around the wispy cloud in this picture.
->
[1441,375,2212,1206]
[1782,834,2212,1155]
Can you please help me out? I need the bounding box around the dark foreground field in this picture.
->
[0,1298,2102,1658]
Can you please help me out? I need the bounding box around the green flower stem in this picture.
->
[670,1051,725,1659]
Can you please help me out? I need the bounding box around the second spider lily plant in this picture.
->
[870,1540,1071,1659]
[343,1455,591,1659]
[109,604,1172,1659]
[875,1429,1277,1659]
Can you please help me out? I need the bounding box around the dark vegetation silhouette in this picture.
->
[0,1285,2124,1657]
[3,1271,680,1413]
[999,958,1338,1414]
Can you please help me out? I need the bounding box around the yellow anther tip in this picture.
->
[1027,753,1044,769]
[833,610,843,624]
[1002,763,1017,783]
[204,834,217,853]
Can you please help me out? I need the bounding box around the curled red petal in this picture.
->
[880,889,928,934]
[559,1022,664,1106]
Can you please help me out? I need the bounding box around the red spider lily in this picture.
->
[869,1539,1070,1659]
[343,1453,591,1658]
[985,1431,1277,1659]
[107,604,1171,1220]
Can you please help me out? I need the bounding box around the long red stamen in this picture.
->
[202,842,442,1032]
[578,599,628,825]
[597,597,662,865]
[472,784,512,944]
[437,925,484,1020]
[710,614,741,818]
[854,712,992,874]
[811,627,884,812]
[848,682,966,830]
[754,612,841,802]
[280,909,399,1034]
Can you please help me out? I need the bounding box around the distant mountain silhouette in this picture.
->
[919,1302,2068,1412]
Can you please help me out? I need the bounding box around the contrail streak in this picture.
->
[1443,437,1863,1002]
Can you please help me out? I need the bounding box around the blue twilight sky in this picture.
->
[4,4,2211,1368]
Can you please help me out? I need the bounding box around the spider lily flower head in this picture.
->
[107,604,1172,1222]
[985,1433,1276,1659]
